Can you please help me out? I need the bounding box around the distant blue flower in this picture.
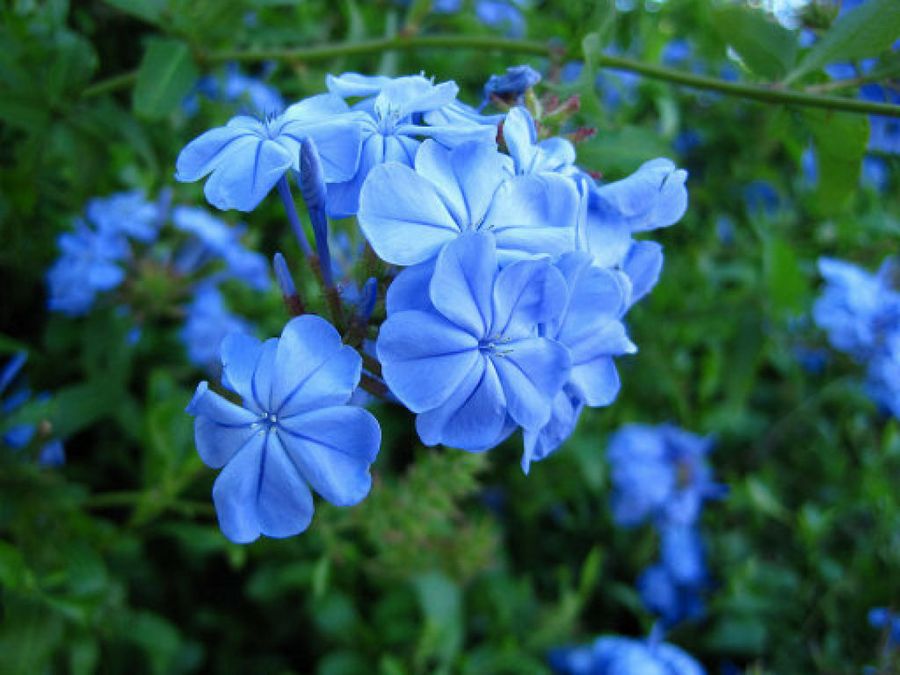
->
[866,331,900,418]
[672,129,702,156]
[476,0,527,36]
[550,634,705,675]
[377,233,571,452]
[522,252,636,472]
[359,139,579,266]
[172,206,270,290]
[802,144,818,187]
[743,180,780,217]
[661,39,692,67]
[638,524,708,626]
[46,219,129,316]
[86,190,162,243]
[608,424,725,529]
[2,354,65,467]
[180,284,252,368]
[186,315,381,543]
[813,257,900,360]
[214,62,284,115]
[861,156,889,191]
[869,607,900,647]
[324,73,497,217]
[483,64,541,104]
[175,94,362,212]
[715,215,735,246]
[502,106,577,177]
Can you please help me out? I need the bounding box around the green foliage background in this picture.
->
[1,0,899,673]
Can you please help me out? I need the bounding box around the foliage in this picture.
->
[1,0,899,673]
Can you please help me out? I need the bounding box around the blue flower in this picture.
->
[377,232,571,452]
[180,284,252,368]
[638,524,708,626]
[522,252,636,472]
[2,354,65,467]
[475,0,527,37]
[502,106,577,177]
[484,65,541,104]
[46,219,129,316]
[186,315,381,543]
[607,424,724,529]
[813,257,900,361]
[661,39,693,67]
[175,94,362,212]
[742,179,780,217]
[324,73,498,217]
[86,190,162,243]
[866,331,900,418]
[172,206,270,290]
[550,634,705,675]
[359,139,579,266]
[869,607,900,647]
[580,159,686,305]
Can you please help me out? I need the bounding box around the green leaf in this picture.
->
[713,5,798,80]
[785,0,900,84]
[804,109,869,212]
[763,236,807,316]
[101,0,166,24]
[132,38,198,120]
[413,572,463,671]
[576,125,671,177]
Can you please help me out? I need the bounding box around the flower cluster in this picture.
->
[177,67,688,539]
[46,189,268,368]
[813,256,900,417]
[1,353,64,467]
[608,424,725,627]
[550,632,705,675]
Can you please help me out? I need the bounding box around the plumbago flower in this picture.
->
[359,139,579,266]
[187,315,381,543]
[378,233,571,451]
[550,633,705,675]
[324,73,498,217]
[175,94,362,211]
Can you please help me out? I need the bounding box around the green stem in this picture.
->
[592,53,900,117]
[80,34,900,117]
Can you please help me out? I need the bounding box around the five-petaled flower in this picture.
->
[187,315,381,543]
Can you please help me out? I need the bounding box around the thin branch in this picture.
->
[79,35,900,117]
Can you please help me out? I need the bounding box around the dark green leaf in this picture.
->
[713,5,798,80]
[805,109,869,212]
[132,38,198,120]
[785,0,900,83]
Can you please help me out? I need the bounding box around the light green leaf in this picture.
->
[713,5,798,80]
[785,0,900,84]
[805,109,869,212]
[132,38,198,120]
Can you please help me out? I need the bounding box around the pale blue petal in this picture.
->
[521,391,582,474]
[273,315,361,417]
[357,162,461,265]
[592,158,688,233]
[385,259,436,314]
[413,140,509,227]
[624,240,664,306]
[278,406,380,506]
[491,258,568,338]
[377,310,480,412]
[326,72,394,98]
[211,431,266,543]
[326,129,381,218]
[250,338,278,412]
[483,173,579,262]
[492,337,570,429]
[502,106,538,172]
[430,233,496,337]
[408,122,498,148]
[187,382,260,469]
[220,332,263,409]
[280,92,350,120]
[415,358,507,451]
[203,138,293,211]
[569,355,621,407]
[255,432,316,538]
[278,116,364,183]
[175,126,260,183]
[375,77,458,119]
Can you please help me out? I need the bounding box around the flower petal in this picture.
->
[357,162,462,265]
[187,382,259,469]
[623,240,664,306]
[483,173,579,262]
[278,406,380,506]
[175,126,260,183]
[211,431,266,543]
[492,337,570,430]
[203,138,293,212]
[385,259,436,314]
[415,358,508,451]
[491,258,568,338]
[377,310,480,412]
[430,232,496,337]
[255,432,316,538]
[220,332,263,410]
[273,315,361,417]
